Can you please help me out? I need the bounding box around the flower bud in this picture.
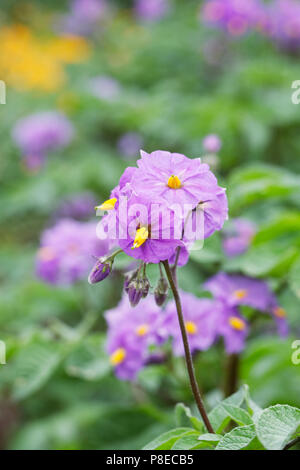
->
[124,269,138,293]
[88,258,111,284]
[142,277,150,298]
[154,277,169,306]
[127,278,144,307]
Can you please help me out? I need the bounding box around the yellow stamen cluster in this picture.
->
[132,226,149,249]
[136,324,150,337]
[273,307,287,319]
[0,25,89,92]
[233,289,248,300]
[96,198,117,211]
[167,175,181,189]
[185,321,198,335]
[229,316,246,331]
[110,348,126,366]
[37,246,56,262]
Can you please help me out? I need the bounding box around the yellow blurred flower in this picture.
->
[0,25,90,92]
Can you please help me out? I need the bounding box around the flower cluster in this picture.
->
[201,0,300,50]
[93,150,228,268]
[36,219,108,285]
[105,272,288,380]
[12,112,74,170]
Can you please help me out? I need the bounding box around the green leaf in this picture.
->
[208,386,247,433]
[143,428,192,450]
[198,433,222,443]
[175,403,203,431]
[243,384,262,417]
[11,341,62,401]
[171,432,202,450]
[65,338,110,381]
[216,424,257,450]
[228,164,300,212]
[256,405,300,450]
[221,404,253,426]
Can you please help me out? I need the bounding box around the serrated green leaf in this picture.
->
[216,424,256,450]
[256,405,300,450]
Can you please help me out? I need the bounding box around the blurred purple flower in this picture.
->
[264,0,300,50]
[201,0,264,37]
[217,306,249,354]
[203,134,222,153]
[165,291,220,356]
[88,76,121,101]
[135,0,170,22]
[222,218,256,257]
[36,219,108,285]
[204,272,289,337]
[12,112,74,170]
[105,294,169,380]
[57,0,107,36]
[117,132,143,159]
[54,192,97,221]
[204,272,276,311]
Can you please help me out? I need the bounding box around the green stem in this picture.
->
[162,260,214,433]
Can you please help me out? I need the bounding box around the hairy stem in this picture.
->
[224,354,239,398]
[162,260,214,433]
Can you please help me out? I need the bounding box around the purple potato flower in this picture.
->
[36,219,108,285]
[216,305,249,354]
[222,218,256,257]
[117,194,184,264]
[95,150,227,263]
[135,0,169,22]
[12,112,74,169]
[105,294,169,380]
[165,291,220,356]
[204,272,288,337]
[132,150,227,209]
